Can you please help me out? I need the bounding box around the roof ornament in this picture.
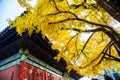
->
[19,48,29,61]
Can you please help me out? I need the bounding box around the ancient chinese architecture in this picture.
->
[0,27,81,80]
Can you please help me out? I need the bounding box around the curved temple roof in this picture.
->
[0,27,82,80]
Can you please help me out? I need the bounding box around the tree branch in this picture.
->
[79,40,113,68]
[47,11,78,18]
[102,52,120,62]
[114,44,120,56]
[93,40,113,67]
[53,0,60,12]
[48,9,120,43]
[48,17,113,30]
[60,32,79,56]
[48,10,120,41]
[81,32,95,52]
[66,27,104,33]
[47,0,120,69]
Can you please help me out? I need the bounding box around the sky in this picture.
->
[0,0,26,32]
[0,0,37,32]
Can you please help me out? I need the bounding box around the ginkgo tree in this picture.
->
[9,0,120,76]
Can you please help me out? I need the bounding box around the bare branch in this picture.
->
[75,33,79,54]
[79,40,113,68]
[93,40,113,67]
[103,30,120,50]
[81,32,95,52]
[93,46,108,67]
[48,17,112,30]
[60,32,79,55]
[66,27,104,33]
[79,52,102,68]
[47,11,78,18]
[114,44,120,56]
[103,52,120,62]
[104,57,114,60]
[53,0,60,12]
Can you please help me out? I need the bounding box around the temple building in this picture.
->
[0,27,81,80]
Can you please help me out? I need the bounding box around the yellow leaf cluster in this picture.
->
[10,0,120,76]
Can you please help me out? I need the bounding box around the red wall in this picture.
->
[0,65,20,80]
[0,62,62,80]
[19,62,62,80]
